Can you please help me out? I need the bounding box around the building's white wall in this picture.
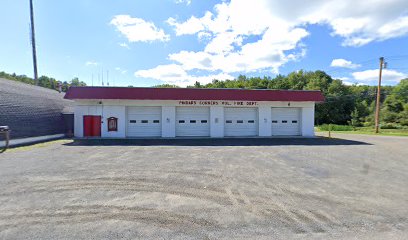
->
[74,105,103,137]
[74,106,85,138]
[101,106,126,138]
[301,106,315,136]
[73,100,317,138]
[161,106,176,137]
[210,106,224,137]
[74,105,125,138]
[258,106,272,136]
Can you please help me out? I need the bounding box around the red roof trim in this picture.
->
[64,87,325,102]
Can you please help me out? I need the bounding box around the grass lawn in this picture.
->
[316,127,408,137]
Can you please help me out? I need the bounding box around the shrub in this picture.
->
[318,124,354,131]
[380,123,399,129]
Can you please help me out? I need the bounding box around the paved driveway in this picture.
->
[0,135,407,239]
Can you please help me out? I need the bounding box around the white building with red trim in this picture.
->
[64,87,324,138]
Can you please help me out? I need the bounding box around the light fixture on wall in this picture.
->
[215,118,218,123]
[288,102,291,106]
[166,118,170,123]
[264,118,267,123]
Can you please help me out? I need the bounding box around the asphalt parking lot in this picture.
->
[0,134,407,239]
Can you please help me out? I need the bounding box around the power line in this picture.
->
[384,54,408,60]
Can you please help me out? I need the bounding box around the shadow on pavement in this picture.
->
[63,137,371,147]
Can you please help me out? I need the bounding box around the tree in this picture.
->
[350,108,361,127]
[70,77,86,87]
[392,79,408,102]
[194,81,202,88]
[153,84,180,88]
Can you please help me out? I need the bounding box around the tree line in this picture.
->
[0,71,86,92]
[154,71,408,128]
[2,70,406,127]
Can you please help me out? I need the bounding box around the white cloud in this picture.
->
[85,61,98,66]
[343,81,354,86]
[168,51,214,71]
[168,0,408,47]
[377,16,408,40]
[337,78,365,86]
[330,59,361,69]
[352,69,407,84]
[343,81,366,86]
[138,0,408,85]
[204,32,243,54]
[167,13,211,36]
[115,67,127,75]
[119,42,130,49]
[165,24,308,75]
[135,64,233,87]
[175,0,191,5]
[110,15,170,42]
[336,77,350,81]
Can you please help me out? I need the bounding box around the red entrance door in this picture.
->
[83,115,101,137]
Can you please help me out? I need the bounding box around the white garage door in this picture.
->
[224,107,258,136]
[271,108,301,136]
[176,107,210,137]
[127,107,162,137]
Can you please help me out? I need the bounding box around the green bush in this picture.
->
[318,124,354,131]
[400,119,408,126]
[380,123,399,129]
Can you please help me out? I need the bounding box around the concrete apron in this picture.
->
[0,134,65,148]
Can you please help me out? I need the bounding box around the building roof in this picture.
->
[0,78,74,139]
[64,87,325,102]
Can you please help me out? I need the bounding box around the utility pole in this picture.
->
[375,57,386,133]
[29,0,39,85]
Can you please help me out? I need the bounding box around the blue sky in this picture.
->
[0,0,407,87]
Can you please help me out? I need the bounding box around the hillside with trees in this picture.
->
[156,70,408,129]
[0,71,86,92]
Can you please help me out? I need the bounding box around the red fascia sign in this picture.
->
[178,100,258,106]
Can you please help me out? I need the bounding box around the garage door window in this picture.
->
[282,120,287,123]
[248,120,255,123]
[292,120,297,123]
[179,120,185,123]
[226,120,232,123]
[272,120,278,123]
[141,120,148,123]
[153,120,160,123]
[190,120,196,123]
[201,120,208,123]
[130,120,136,123]
[237,120,244,123]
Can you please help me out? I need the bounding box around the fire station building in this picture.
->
[64,87,324,138]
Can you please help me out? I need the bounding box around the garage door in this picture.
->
[127,107,162,137]
[176,107,210,137]
[224,107,258,136]
[271,108,301,136]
